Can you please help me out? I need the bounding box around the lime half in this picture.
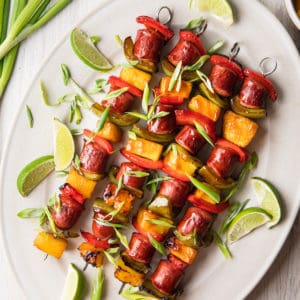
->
[252,177,282,228]
[227,207,271,243]
[17,155,55,197]
[53,118,75,171]
[71,28,113,71]
[61,263,85,300]
[189,0,234,26]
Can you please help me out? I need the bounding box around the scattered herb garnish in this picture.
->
[17,207,44,219]
[146,219,175,229]
[89,78,107,95]
[148,233,167,256]
[25,105,33,128]
[194,121,215,147]
[184,17,204,31]
[146,176,172,187]
[212,230,232,259]
[115,174,123,196]
[183,54,210,72]
[103,250,118,268]
[102,87,128,101]
[115,34,123,47]
[128,130,137,140]
[70,128,83,136]
[225,152,258,201]
[126,170,149,178]
[196,70,214,93]
[61,63,70,85]
[220,199,250,234]
[114,228,129,249]
[43,206,57,233]
[91,266,105,300]
[208,40,225,55]
[90,35,101,44]
[56,170,69,177]
[105,202,125,220]
[94,218,126,229]
[74,154,81,171]
[187,174,221,203]
[95,106,110,132]
[168,60,182,91]
[106,247,120,254]
[142,83,150,114]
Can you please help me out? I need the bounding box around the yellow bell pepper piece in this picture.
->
[160,76,192,99]
[33,231,67,259]
[126,137,163,161]
[223,111,259,148]
[188,95,222,122]
[120,67,152,91]
[78,242,104,267]
[168,238,198,265]
[66,167,97,199]
[193,183,221,204]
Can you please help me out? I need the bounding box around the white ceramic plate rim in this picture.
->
[1,0,300,299]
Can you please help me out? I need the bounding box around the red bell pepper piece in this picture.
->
[154,87,184,105]
[108,75,143,98]
[188,195,229,214]
[161,164,190,182]
[216,138,249,163]
[83,129,114,154]
[210,55,244,82]
[179,30,206,55]
[136,16,174,40]
[120,148,164,170]
[59,183,85,204]
[243,68,278,101]
[175,109,216,141]
[132,217,165,242]
[80,230,111,250]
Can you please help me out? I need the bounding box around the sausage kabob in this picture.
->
[136,57,278,300]
[33,11,176,258]
[77,11,176,268]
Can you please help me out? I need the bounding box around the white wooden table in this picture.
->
[0,1,299,299]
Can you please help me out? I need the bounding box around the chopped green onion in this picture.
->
[103,250,118,268]
[115,174,123,196]
[106,202,125,219]
[142,83,150,114]
[74,154,81,170]
[115,34,122,46]
[194,121,215,147]
[70,128,83,136]
[44,206,57,233]
[126,170,149,178]
[149,111,170,121]
[120,285,158,300]
[125,111,148,121]
[225,152,258,201]
[102,87,128,100]
[74,97,83,124]
[208,40,225,55]
[40,81,54,106]
[146,176,172,186]
[171,143,178,156]
[90,35,101,44]
[220,199,250,234]
[187,174,221,203]
[184,17,204,30]
[147,95,160,120]
[196,70,214,93]
[17,207,44,219]
[94,218,126,229]
[148,234,167,256]
[89,78,107,94]
[106,247,120,254]
[146,219,175,228]
[114,228,129,249]
[175,72,182,92]
[56,170,69,177]
[91,266,105,300]
[168,60,182,91]
[69,77,95,108]
[61,64,70,85]
[213,230,232,259]
[183,54,210,71]
[25,104,33,128]
[95,106,110,132]
[128,130,137,140]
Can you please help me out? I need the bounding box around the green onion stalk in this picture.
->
[0,0,72,98]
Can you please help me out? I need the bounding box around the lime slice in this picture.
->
[53,118,75,171]
[189,0,234,26]
[61,263,85,300]
[71,28,113,71]
[17,155,55,197]
[252,177,282,228]
[227,207,271,243]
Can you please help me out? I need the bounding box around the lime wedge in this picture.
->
[252,177,282,228]
[17,155,55,197]
[53,118,75,171]
[189,0,234,26]
[61,263,85,300]
[71,28,113,71]
[227,207,271,243]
